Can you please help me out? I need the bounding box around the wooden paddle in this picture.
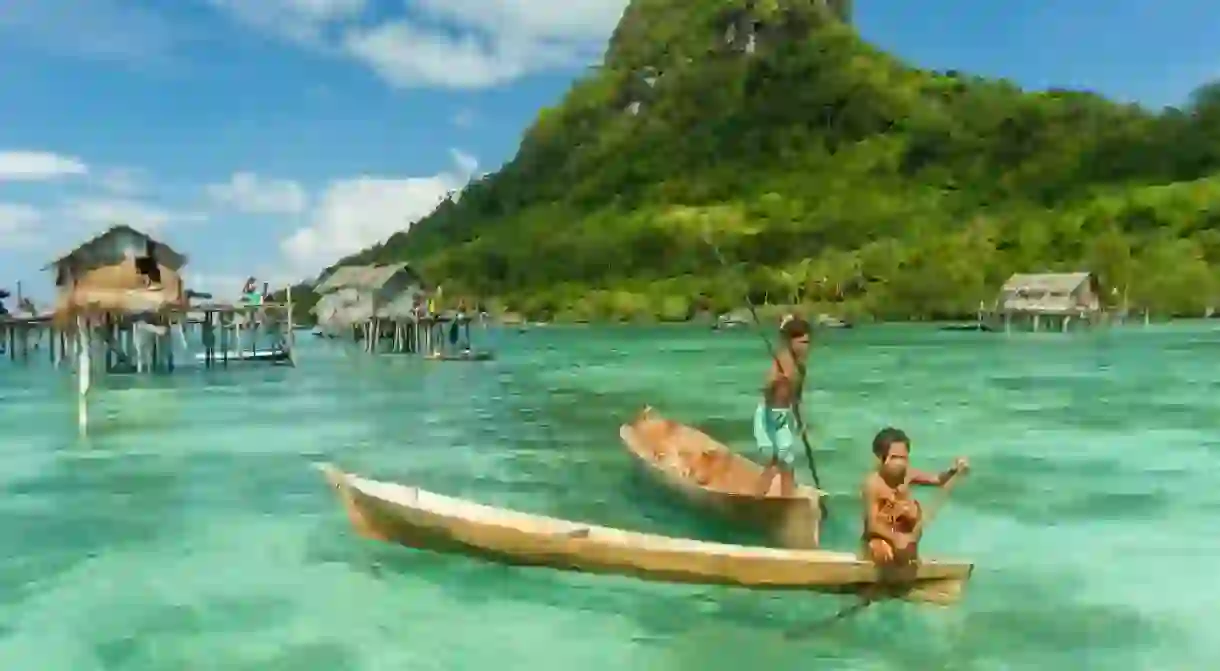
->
[702,226,828,521]
[783,468,968,639]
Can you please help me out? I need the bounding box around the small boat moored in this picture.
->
[316,464,974,605]
[620,406,824,549]
[192,348,291,363]
[424,349,494,361]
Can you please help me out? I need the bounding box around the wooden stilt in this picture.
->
[77,317,90,434]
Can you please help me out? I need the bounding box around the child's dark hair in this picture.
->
[872,427,910,459]
[779,314,811,340]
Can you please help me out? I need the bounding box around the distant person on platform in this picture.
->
[240,277,262,305]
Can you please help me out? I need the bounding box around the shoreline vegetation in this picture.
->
[278,2,1220,326]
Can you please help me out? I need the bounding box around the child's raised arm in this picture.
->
[908,458,968,487]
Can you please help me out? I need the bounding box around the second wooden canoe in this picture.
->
[619,406,824,549]
[317,464,973,605]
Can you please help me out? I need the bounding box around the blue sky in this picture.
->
[1,0,1217,304]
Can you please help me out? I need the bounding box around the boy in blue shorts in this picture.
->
[753,315,811,496]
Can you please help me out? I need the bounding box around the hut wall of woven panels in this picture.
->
[51,259,187,326]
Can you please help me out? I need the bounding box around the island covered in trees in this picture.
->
[282,0,1220,323]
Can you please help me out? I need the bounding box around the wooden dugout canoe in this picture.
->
[620,406,824,549]
[316,464,973,605]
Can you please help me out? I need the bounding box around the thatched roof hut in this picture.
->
[996,272,1102,315]
[312,263,424,329]
[46,225,188,323]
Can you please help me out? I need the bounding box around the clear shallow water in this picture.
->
[1,323,1217,670]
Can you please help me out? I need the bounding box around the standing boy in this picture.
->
[754,315,812,496]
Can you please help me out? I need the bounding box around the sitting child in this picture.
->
[862,427,967,565]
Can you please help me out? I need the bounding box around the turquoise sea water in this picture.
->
[1,323,1217,670]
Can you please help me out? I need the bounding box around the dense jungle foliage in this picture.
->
[284,0,1220,322]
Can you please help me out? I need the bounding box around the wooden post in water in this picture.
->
[151,323,160,372]
[104,315,113,372]
[166,318,175,372]
[286,286,296,366]
[221,313,230,366]
[202,312,213,367]
[76,316,90,434]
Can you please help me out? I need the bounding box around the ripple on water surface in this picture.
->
[1,324,1218,669]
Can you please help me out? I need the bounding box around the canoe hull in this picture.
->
[620,407,823,549]
[318,464,971,604]
[425,350,494,361]
[193,349,290,363]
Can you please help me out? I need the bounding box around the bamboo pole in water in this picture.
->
[287,285,296,366]
[76,317,90,434]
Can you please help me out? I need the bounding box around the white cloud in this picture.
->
[343,22,529,89]
[0,203,43,249]
[281,149,478,275]
[411,0,626,44]
[210,0,627,88]
[0,196,206,254]
[206,172,308,214]
[450,149,479,176]
[62,198,207,235]
[341,8,611,89]
[95,167,146,196]
[0,150,87,181]
[207,0,368,45]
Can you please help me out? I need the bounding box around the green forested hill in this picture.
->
[291,0,1220,321]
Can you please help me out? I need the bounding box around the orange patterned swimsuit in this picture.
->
[864,485,922,563]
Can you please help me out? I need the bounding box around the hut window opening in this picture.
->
[135,239,162,288]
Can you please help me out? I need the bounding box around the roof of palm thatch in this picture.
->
[999,272,1094,294]
[996,272,1101,314]
[43,224,187,272]
[313,288,376,328]
[314,263,422,293]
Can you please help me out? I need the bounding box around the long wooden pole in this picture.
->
[701,225,827,520]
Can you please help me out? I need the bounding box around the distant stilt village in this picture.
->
[310,262,492,360]
[0,225,492,432]
[0,224,1157,432]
